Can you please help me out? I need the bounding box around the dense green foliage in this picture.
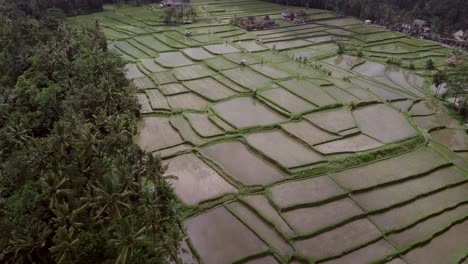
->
[45,0,161,15]
[445,63,468,114]
[268,0,468,32]
[0,0,181,263]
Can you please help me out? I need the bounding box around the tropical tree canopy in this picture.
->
[0,0,181,263]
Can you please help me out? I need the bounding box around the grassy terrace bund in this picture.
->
[73,1,468,263]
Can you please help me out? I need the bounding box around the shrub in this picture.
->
[426,59,435,70]
[386,56,402,65]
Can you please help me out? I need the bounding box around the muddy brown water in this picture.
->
[213,97,285,128]
[184,206,268,264]
[201,141,284,186]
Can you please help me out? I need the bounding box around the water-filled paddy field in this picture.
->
[73,1,468,263]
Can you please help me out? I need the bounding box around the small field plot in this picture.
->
[158,83,189,95]
[260,88,316,114]
[353,104,417,144]
[170,115,206,146]
[184,113,225,137]
[126,39,159,57]
[245,131,325,169]
[132,77,156,89]
[329,147,450,191]
[352,166,467,212]
[135,116,184,152]
[204,43,240,54]
[314,134,383,154]
[183,77,236,101]
[225,202,294,256]
[350,78,408,101]
[281,120,340,146]
[135,93,152,114]
[275,61,324,78]
[114,40,151,59]
[241,194,296,238]
[278,79,337,106]
[269,175,345,210]
[326,28,355,36]
[413,111,461,131]
[366,41,426,54]
[212,97,285,128]
[134,35,174,52]
[124,63,146,79]
[352,61,386,77]
[283,198,364,235]
[102,27,130,39]
[168,93,210,111]
[294,218,384,261]
[315,17,363,27]
[139,59,166,73]
[264,39,313,51]
[306,35,341,44]
[392,100,414,112]
[430,129,468,152]
[164,31,201,46]
[368,183,468,232]
[254,50,290,63]
[322,55,362,70]
[354,32,404,43]
[204,56,239,71]
[235,40,268,52]
[201,141,285,186]
[250,64,292,80]
[184,206,267,264]
[165,154,237,206]
[155,52,194,67]
[154,34,187,49]
[222,67,272,90]
[305,107,356,134]
[173,64,215,81]
[182,47,215,61]
[224,52,260,65]
[410,100,436,116]
[149,71,177,85]
[385,68,426,97]
[145,89,170,110]
[402,219,468,264]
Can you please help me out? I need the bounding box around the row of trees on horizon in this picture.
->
[267,0,468,33]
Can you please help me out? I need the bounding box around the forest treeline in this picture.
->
[45,0,161,15]
[269,0,468,32]
[0,0,181,263]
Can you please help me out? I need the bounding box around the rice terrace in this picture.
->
[70,0,468,263]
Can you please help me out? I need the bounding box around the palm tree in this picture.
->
[5,225,54,264]
[88,174,134,221]
[50,227,79,264]
[51,202,85,237]
[37,173,73,210]
[109,217,153,264]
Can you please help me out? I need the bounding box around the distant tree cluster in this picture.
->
[266,0,468,32]
[0,0,181,263]
[41,0,162,15]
